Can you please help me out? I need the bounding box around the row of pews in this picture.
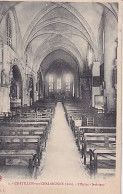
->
[0,100,56,174]
[63,101,116,176]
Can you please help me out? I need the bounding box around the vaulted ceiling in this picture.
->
[0,1,118,74]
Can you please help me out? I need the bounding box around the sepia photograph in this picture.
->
[0,1,121,194]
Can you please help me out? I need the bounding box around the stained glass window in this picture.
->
[49,75,53,92]
[57,78,61,90]
[66,75,70,91]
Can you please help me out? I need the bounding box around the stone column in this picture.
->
[92,62,101,107]
[77,74,80,98]
[23,74,30,106]
[40,80,44,99]
[74,72,79,98]
[0,41,3,113]
[104,11,117,112]
[1,45,11,113]
[33,75,38,102]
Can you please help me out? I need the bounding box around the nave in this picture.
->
[0,1,118,182]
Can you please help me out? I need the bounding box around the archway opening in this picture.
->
[10,65,23,109]
[44,60,76,100]
[38,49,80,100]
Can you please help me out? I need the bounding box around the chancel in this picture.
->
[45,62,75,99]
[0,1,118,180]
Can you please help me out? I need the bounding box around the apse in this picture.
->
[44,60,75,99]
[38,49,80,99]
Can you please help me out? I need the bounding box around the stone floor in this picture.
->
[37,102,89,181]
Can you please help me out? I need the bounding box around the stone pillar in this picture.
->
[23,74,29,106]
[33,88,38,102]
[33,75,38,102]
[44,76,49,97]
[39,80,44,99]
[74,72,79,98]
[0,41,3,66]
[104,12,117,112]
[1,45,11,113]
[77,74,80,98]
[0,41,3,113]
[92,62,101,107]
[73,77,75,97]
[22,75,25,106]
[112,59,117,110]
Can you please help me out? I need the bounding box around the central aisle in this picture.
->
[37,102,89,181]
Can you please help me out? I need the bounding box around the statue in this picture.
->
[1,69,7,86]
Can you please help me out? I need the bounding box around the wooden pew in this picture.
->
[0,122,50,140]
[69,116,83,138]
[69,115,94,140]
[77,126,116,151]
[0,126,47,150]
[0,102,55,170]
[6,117,51,125]
[1,112,52,121]
[0,122,49,140]
[0,121,49,128]
[0,135,43,167]
[89,148,116,174]
[82,133,116,170]
[10,101,56,119]
[63,102,95,126]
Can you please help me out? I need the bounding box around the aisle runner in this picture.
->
[38,102,88,181]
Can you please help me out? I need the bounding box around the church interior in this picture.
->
[0,2,118,180]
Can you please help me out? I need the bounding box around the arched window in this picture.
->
[6,13,12,47]
[57,78,61,90]
[66,75,71,91]
[49,75,53,92]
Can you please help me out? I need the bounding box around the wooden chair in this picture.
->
[86,117,95,126]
